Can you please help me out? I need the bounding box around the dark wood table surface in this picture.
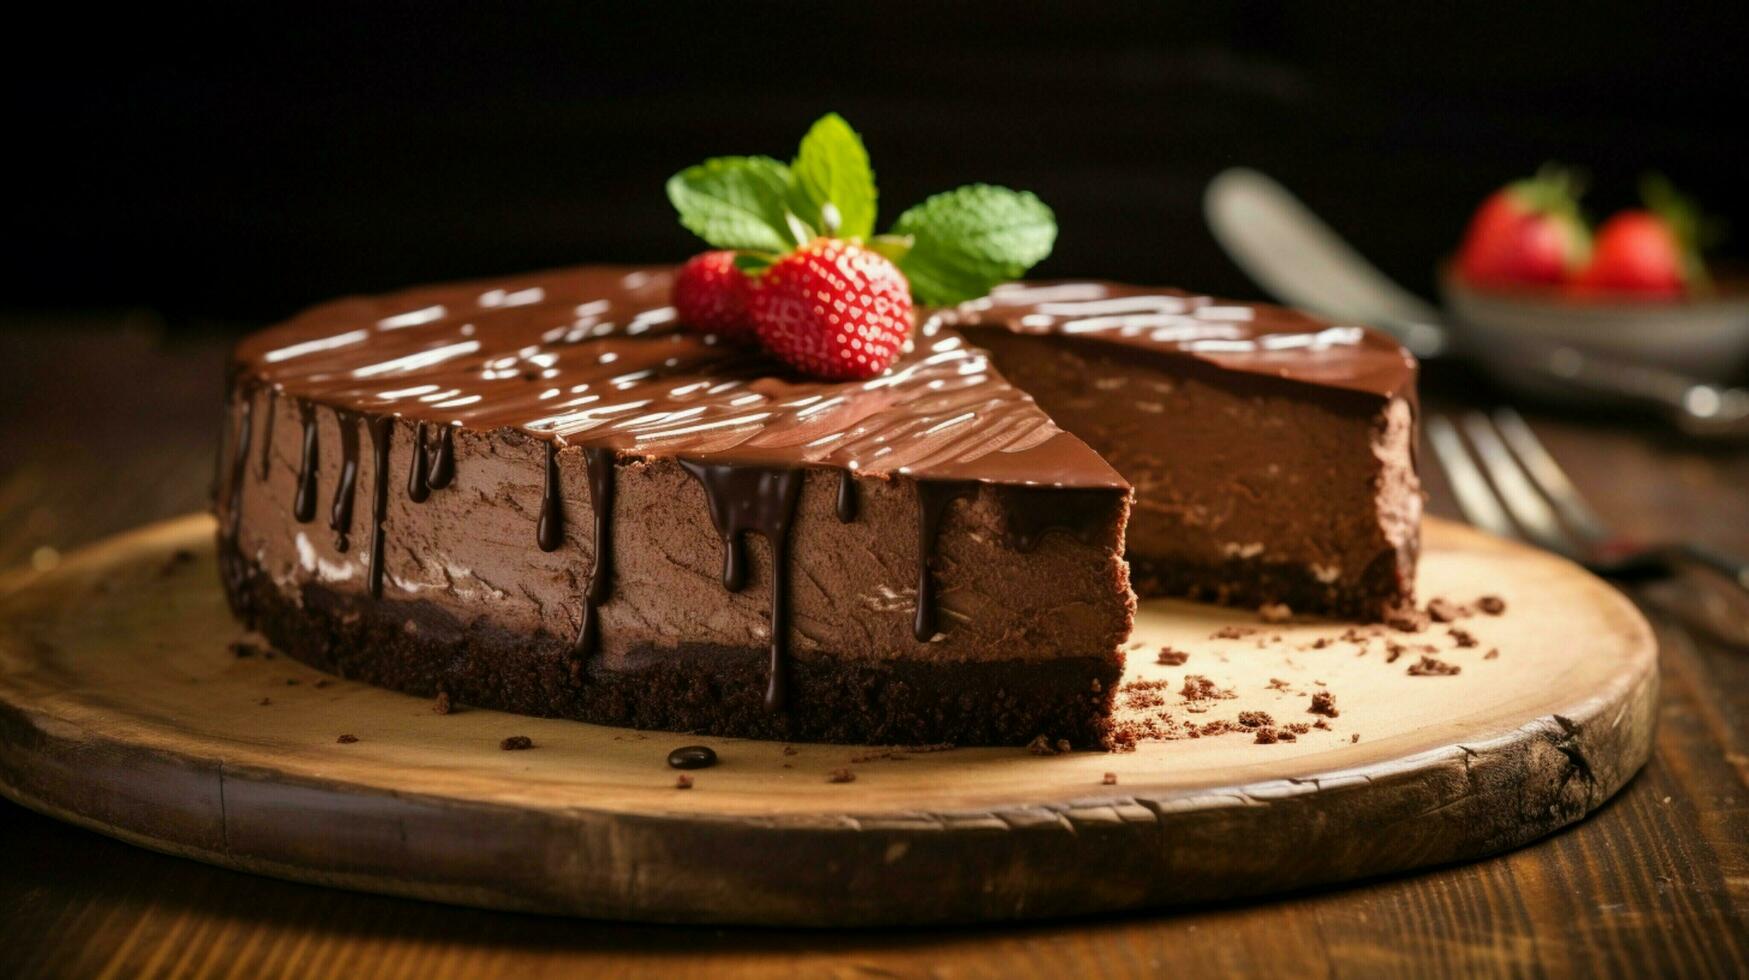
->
[2,316,1745,978]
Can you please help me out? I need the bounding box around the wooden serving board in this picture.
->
[0,515,1656,926]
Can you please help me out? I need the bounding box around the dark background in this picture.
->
[5,2,1747,326]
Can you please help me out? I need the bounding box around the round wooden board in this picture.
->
[0,515,1656,926]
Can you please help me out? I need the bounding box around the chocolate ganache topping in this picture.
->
[222,264,1414,713]
[235,266,1410,474]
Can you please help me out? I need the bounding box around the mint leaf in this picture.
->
[788,113,877,241]
[890,184,1056,305]
[667,156,798,253]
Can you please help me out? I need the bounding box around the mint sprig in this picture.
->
[667,115,1057,303]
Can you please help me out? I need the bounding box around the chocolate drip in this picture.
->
[409,423,457,501]
[913,481,978,642]
[679,460,805,711]
[224,386,254,539]
[836,470,858,523]
[330,409,361,553]
[991,485,1118,552]
[428,424,456,489]
[537,440,564,552]
[365,416,394,598]
[293,403,320,524]
[570,448,617,661]
[256,387,277,481]
[407,422,431,502]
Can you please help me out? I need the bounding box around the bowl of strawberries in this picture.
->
[1440,166,1749,382]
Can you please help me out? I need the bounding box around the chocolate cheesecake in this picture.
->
[215,265,1419,746]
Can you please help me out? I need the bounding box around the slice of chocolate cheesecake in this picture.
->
[947,282,1419,620]
[214,265,1419,746]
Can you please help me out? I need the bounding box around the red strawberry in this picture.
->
[1457,166,1590,288]
[1575,213,1686,297]
[1575,177,1712,298]
[748,240,913,380]
[673,250,756,341]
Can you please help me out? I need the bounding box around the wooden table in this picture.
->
[2,316,1745,977]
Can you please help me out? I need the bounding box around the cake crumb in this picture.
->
[433,691,452,715]
[1477,595,1507,615]
[1385,641,1406,663]
[1056,738,1073,754]
[1351,732,1360,743]
[1313,719,1331,730]
[1408,655,1461,677]
[826,768,856,783]
[1485,648,1500,660]
[1449,627,1480,648]
[1386,607,1430,633]
[1310,637,1332,649]
[782,745,798,756]
[1180,675,1234,701]
[1211,625,1258,640]
[1278,730,1298,741]
[336,734,357,744]
[500,735,534,751]
[1156,647,1189,666]
[1102,772,1118,785]
[1238,711,1274,728]
[1258,602,1293,624]
[849,749,906,764]
[1027,734,1060,756]
[1267,677,1293,691]
[1426,597,1463,623]
[228,640,262,659]
[159,548,197,576]
[1254,728,1279,744]
[675,774,694,789]
[1308,690,1340,717]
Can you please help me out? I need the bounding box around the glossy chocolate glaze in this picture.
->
[234,266,1411,486]
[223,264,1415,720]
[236,266,1119,489]
[939,280,1416,402]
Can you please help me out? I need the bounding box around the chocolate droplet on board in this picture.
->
[667,745,718,770]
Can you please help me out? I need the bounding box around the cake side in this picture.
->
[216,382,1133,745]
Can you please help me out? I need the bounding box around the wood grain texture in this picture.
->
[0,514,1656,926]
[0,323,1743,975]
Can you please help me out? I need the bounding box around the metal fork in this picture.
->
[1427,407,1749,590]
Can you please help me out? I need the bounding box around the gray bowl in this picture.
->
[1439,269,1749,386]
